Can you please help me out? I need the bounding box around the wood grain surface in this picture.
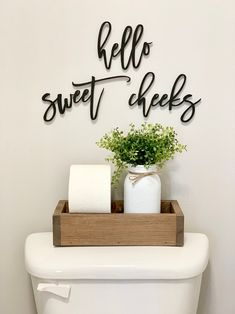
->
[53,200,184,247]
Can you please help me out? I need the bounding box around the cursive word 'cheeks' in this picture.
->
[128,72,201,123]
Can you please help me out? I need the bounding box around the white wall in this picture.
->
[0,0,235,313]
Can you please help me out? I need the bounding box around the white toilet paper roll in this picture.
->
[68,164,111,213]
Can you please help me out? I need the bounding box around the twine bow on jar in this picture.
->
[128,170,159,185]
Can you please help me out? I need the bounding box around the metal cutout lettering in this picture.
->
[42,21,201,123]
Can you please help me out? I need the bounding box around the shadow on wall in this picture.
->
[159,167,171,199]
[197,261,211,314]
[25,273,37,314]
[112,170,126,200]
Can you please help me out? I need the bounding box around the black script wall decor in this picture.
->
[128,72,200,123]
[42,21,201,123]
[97,21,152,70]
[43,75,130,122]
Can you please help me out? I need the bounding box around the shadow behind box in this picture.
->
[53,200,184,247]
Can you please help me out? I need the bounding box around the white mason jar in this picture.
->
[124,165,161,213]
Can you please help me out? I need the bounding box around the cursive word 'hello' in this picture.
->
[97,21,152,70]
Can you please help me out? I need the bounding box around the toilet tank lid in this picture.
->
[25,232,209,280]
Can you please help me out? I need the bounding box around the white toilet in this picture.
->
[25,232,209,314]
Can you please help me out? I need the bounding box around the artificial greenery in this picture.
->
[97,123,186,186]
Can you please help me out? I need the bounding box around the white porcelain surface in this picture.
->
[31,275,202,314]
[124,165,161,213]
[25,232,209,280]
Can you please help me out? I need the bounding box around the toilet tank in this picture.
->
[25,233,209,314]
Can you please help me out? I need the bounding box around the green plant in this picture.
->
[97,123,186,185]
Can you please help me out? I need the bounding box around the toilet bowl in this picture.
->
[25,232,209,314]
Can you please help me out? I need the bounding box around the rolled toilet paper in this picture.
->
[68,164,111,213]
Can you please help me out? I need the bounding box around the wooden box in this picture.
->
[53,200,184,246]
